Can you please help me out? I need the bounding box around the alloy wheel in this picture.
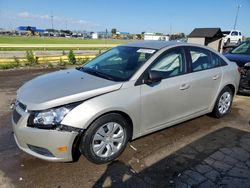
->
[218,91,231,114]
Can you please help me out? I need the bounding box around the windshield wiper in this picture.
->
[80,67,115,81]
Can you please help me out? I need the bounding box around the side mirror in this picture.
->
[148,70,163,84]
[244,62,250,70]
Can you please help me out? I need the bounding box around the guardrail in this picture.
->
[0,55,96,64]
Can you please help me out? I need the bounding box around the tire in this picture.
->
[237,39,241,45]
[226,39,230,46]
[212,86,233,118]
[79,113,130,164]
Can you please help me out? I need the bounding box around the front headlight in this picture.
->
[28,102,80,129]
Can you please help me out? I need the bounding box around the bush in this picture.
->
[26,50,37,65]
[0,63,18,69]
[58,57,66,66]
[82,58,90,65]
[13,56,21,67]
[68,50,76,65]
[47,63,54,68]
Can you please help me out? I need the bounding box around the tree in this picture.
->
[136,34,142,40]
[68,50,76,64]
[111,28,117,34]
[26,50,37,65]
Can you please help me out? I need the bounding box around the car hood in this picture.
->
[17,69,123,110]
[224,54,250,67]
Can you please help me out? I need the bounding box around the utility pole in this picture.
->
[233,4,241,29]
[51,11,54,30]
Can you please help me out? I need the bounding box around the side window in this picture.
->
[239,32,242,36]
[150,48,186,78]
[189,47,217,72]
[211,52,227,67]
[211,53,220,67]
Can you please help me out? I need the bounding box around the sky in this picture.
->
[0,0,249,36]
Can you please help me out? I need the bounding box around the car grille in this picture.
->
[12,109,22,124]
[12,100,27,124]
[16,101,27,112]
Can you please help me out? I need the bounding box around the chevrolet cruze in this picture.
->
[12,41,240,164]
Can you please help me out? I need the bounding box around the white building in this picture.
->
[144,32,169,41]
[91,32,98,39]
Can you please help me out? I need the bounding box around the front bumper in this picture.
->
[12,105,79,162]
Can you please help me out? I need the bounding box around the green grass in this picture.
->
[0,36,133,44]
[0,47,111,51]
[0,63,19,69]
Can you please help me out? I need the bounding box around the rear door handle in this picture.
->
[212,75,220,80]
[179,84,190,90]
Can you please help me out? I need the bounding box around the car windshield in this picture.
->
[230,42,250,55]
[78,46,156,81]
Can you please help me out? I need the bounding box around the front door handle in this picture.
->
[212,75,220,80]
[179,84,190,90]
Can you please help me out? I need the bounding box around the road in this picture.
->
[0,68,250,188]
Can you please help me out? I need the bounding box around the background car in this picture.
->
[224,41,250,93]
[223,30,243,46]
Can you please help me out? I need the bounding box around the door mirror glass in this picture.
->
[244,62,250,70]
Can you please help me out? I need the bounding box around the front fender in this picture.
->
[61,86,141,139]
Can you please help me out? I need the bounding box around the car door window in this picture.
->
[150,48,186,78]
[189,47,217,72]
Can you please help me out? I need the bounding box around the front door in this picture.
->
[140,47,192,133]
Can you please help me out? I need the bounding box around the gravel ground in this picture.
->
[0,68,249,188]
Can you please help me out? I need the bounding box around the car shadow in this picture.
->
[94,127,250,187]
[237,92,250,97]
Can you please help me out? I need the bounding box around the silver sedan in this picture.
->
[12,41,240,164]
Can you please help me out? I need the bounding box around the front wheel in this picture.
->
[212,87,233,118]
[80,113,130,164]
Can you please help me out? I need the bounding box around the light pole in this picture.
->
[233,4,241,30]
[51,11,54,30]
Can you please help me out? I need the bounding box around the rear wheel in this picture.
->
[212,87,233,118]
[80,113,130,164]
[237,39,241,45]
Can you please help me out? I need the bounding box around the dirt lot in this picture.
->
[0,68,250,188]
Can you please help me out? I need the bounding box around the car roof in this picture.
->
[120,41,182,50]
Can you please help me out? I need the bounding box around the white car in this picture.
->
[223,30,243,46]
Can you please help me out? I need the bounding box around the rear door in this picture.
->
[185,46,223,114]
